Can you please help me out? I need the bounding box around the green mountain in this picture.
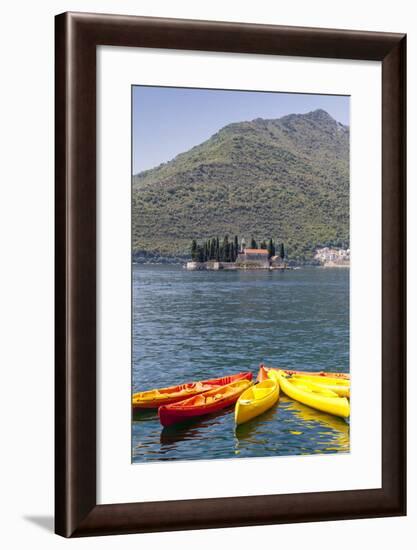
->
[132,109,349,263]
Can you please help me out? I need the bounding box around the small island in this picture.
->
[185,236,289,271]
[185,237,350,270]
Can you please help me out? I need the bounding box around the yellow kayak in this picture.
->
[291,374,350,398]
[235,379,280,425]
[269,370,350,419]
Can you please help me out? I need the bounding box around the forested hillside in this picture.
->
[132,109,349,263]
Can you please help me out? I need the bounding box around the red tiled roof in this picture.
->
[243,248,269,255]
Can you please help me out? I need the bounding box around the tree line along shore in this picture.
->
[190,236,285,263]
[187,236,287,271]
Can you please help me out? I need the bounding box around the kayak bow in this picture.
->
[235,378,279,425]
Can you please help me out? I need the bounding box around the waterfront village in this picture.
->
[186,236,349,271]
[313,246,350,267]
[185,236,350,271]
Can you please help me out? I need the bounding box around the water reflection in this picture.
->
[160,408,232,447]
[234,396,349,457]
[284,398,349,451]
[132,409,158,422]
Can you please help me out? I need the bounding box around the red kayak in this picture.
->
[133,371,252,409]
[159,378,253,427]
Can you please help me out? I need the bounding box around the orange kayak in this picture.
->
[257,364,349,382]
[132,372,252,409]
[159,379,253,427]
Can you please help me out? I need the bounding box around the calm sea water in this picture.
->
[132,265,349,462]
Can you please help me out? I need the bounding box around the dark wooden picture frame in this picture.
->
[55,11,406,537]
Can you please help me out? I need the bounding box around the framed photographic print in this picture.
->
[55,12,406,537]
[130,85,352,462]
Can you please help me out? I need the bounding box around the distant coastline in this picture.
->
[132,251,187,265]
[132,244,350,269]
[184,260,294,271]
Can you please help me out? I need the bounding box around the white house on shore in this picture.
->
[314,247,350,267]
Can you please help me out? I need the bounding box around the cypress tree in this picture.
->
[223,235,229,262]
[250,237,257,249]
[191,239,197,261]
[210,239,216,260]
[215,237,220,261]
[234,235,239,255]
[267,238,275,259]
[280,242,285,260]
[260,240,267,249]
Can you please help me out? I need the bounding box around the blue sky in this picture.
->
[132,86,349,174]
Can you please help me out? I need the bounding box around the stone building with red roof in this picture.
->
[235,248,270,268]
